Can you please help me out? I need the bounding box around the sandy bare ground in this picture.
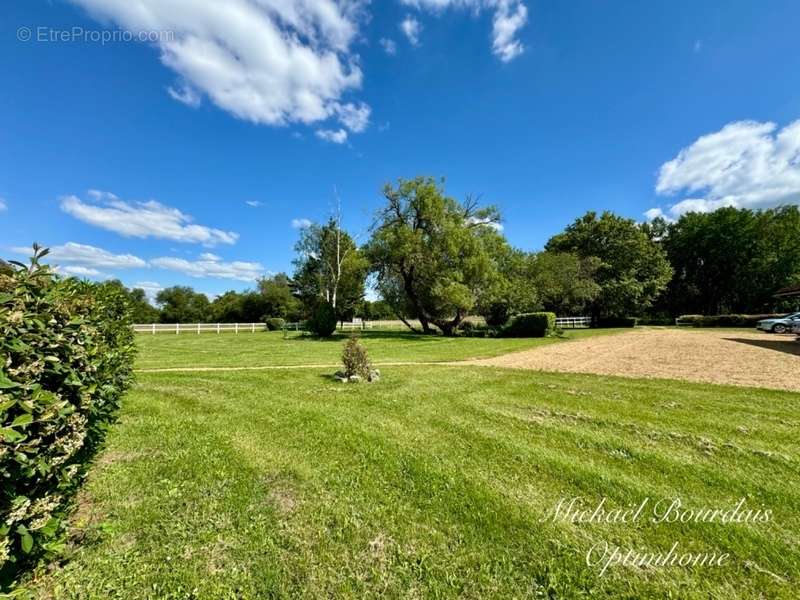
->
[468,328,800,392]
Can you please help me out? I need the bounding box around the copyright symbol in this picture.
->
[17,27,32,42]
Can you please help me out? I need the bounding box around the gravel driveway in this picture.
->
[470,328,800,392]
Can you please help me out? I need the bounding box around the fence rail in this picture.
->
[555,316,591,329]
[132,323,265,334]
[134,316,592,334]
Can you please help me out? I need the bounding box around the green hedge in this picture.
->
[677,314,787,327]
[308,302,337,337]
[0,247,136,586]
[595,316,637,328]
[265,317,285,331]
[503,312,556,338]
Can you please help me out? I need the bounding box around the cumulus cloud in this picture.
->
[69,0,368,133]
[380,38,397,55]
[151,255,264,282]
[315,128,349,143]
[292,218,313,229]
[400,0,528,61]
[133,280,164,304]
[648,120,800,219]
[400,15,422,46]
[61,265,107,278]
[61,190,239,246]
[11,242,148,269]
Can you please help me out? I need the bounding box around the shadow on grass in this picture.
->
[724,336,800,356]
[284,331,440,343]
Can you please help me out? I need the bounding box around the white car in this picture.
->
[756,312,800,333]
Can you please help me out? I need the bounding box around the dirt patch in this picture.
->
[468,328,800,392]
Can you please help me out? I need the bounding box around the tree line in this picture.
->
[113,176,800,332]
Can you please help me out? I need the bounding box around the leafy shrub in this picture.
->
[636,316,674,326]
[595,316,637,328]
[482,302,512,328]
[341,336,372,379]
[677,314,787,327]
[0,246,136,586]
[308,302,337,337]
[503,312,556,337]
[265,317,285,331]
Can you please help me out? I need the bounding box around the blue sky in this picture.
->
[2,0,800,300]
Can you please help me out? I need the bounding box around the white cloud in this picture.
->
[467,216,503,231]
[400,0,528,61]
[167,84,202,107]
[69,0,368,132]
[292,218,313,229]
[151,256,264,282]
[400,15,422,46]
[61,190,239,246]
[133,280,164,304]
[0,198,7,212]
[245,200,263,207]
[61,265,107,278]
[12,242,148,269]
[315,128,348,144]
[380,38,397,55]
[650,120,800,219]
[333,102,370,133]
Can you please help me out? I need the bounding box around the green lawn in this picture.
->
[134,328,622,370]
[26,335,800,598]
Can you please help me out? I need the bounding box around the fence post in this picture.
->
[217,323,220,334]
[152,323,156,335]
[235,323,239,334]
[251,323,255,333]
[176,323,179,335]
[197,323,200,334]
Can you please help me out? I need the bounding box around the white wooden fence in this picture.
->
[132,323,265,334]
[555,316,591,329]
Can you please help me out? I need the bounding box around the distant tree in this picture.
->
[293,217,368,320]
[476,245,539,327]
[366,176,505,336]
[257,273,301,319]
[546,211,672,320]
[128,287,161,323]
[156,286,210,323]
[209,290,244,322]
[660,206,800,314]
[529,252,602,316]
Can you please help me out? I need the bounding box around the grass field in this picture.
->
[27,332,800,598]
[134,328,622,370]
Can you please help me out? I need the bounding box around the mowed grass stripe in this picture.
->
[30,366,799,598]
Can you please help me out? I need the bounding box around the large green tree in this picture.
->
[366,176,504,335]
[546,211,672,319]
[156,286,210,323]
[293,219,368,320]
[529,252,602,316]
[257,273,301,320]
[660,206,800,315]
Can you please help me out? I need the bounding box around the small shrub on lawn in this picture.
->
[265,317,285,331]
[503,312,556,338]
[0,246,136,588]
[340,336,374,381]
[308,302,337,338]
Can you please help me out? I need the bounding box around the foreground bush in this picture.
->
[265,317,285,331]
[678,314,786,327]
[308,302,337,337]
[503,312,556,337]
[0,246,136,587]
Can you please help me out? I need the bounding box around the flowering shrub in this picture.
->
[341,336,372,380]
[0,246,136,586]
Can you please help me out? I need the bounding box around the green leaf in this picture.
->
[0,427,25,442]
[20,532,34,553]
[0,372,19,389]
[11,413,33,427]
